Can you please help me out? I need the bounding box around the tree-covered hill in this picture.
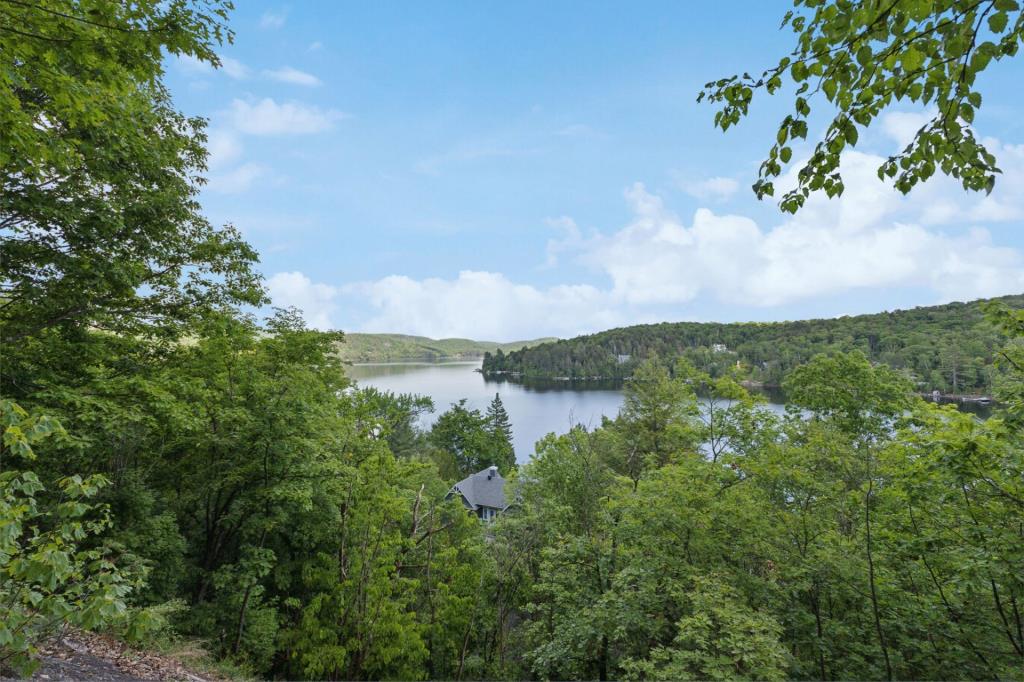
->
[337,333,556,362]
[483,295,1024,394]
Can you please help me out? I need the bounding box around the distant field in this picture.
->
[336,333,557,362]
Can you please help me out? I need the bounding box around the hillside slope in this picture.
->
[336,333,556,362]
[482,295,1024,394]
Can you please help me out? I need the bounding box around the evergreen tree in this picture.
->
[486,393,516,472]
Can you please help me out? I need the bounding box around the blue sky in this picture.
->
[167,1,1024,340]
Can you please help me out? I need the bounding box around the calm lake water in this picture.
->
[346,360,994,464]
[346,360,785,463]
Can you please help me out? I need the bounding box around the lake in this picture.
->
[345,359,787,463]
[347,360,995,463]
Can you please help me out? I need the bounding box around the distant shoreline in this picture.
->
[482,370,995,405]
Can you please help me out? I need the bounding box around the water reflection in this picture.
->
[346,361,625,463]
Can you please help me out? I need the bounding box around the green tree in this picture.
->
[784,352,912,680]
[699,0,1024,212]
[610,358,700,484]
[0,0,263,349]
[518,428,625,681]
[485,393,516,472]
[350,387,434,458]
[622,576,789,681]
[431,400,509,477]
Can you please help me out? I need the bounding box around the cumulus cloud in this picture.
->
[262,66,322,87]
[346,271,622,340]
[228,98,346,135]
[324,123,1024,340]
[586,152,1024,308]
[267,272,339,330]
[683,176,739,201]
[881,109,935,147]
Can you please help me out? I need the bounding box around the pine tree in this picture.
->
[485,393,516,472]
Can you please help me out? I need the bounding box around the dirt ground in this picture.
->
[9,631,215,682]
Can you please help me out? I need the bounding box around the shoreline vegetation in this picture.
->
[480,370,997,405]
[335,333,556,363]
[481,295,1023,398]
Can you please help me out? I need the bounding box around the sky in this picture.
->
[166,1,1024,341]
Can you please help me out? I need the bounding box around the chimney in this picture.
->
[487,465,498,479]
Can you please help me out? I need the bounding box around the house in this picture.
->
[446,465,508,522]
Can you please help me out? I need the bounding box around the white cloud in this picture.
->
[267,272,339,330]
[206,162,268,194]
[544,217,584,267]
[176,53,249,79]
[683,176,739,201]
[262,66,322,87]
[970,139,1024,222]
[584,150,1024,307]
[260,10,286,29]
[347,271,622,340]
[206,130,242,170]
[176,53,209,74]
[219,56,250,80]
[881,110,935,147]
[228,98,346,135]
[328,129,1024,340]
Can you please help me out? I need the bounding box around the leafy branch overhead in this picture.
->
[699,0,1024,212]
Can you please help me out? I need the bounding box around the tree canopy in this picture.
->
[0,0,262,347]
[484,294,1022,396]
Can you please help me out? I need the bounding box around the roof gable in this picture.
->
[448,466,508,510]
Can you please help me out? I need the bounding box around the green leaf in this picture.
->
[823,78,837,100]
[902,47,925,72]
[988,12,1009,33]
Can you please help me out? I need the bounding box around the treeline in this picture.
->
[336,333,555,363]
[483,295,1024,394]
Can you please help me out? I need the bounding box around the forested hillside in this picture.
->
[337,333,555,362]
[483,295,1024,394]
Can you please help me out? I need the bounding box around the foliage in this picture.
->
[485,393,516,470]
[622,576,789,681]
[484,294,1021,394]
[0,0,263,348]
[698,0,1024,212]
[337,333,556,362]
[430,399,516,478]
[604,359,701,484]
[0,402,138,677]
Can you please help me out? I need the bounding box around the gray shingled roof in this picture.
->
[448,466,508,510]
